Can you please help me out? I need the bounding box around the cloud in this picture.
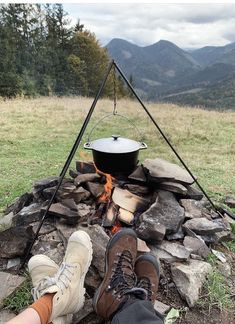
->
[63,3,235,49]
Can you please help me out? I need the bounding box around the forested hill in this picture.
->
[0,4,126,98]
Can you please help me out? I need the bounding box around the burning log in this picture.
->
[102,202,118,227]
[118,208,134,225]
[112,187,149,213]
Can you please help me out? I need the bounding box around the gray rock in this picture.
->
[34,176,59,190]
[150,245,178,263]
[217,262,231,277]
[143,158,196,184]
[4,192,33,215]
[190,254,204,261]
[128,165,147,182]
[74,173,100,186]
[166,227,185,241]
[183,217,224,235]
[171,260,212,307]
[154,300,171,315]
[180,199,203,219]
[211,249,226,263]
[0,226,34,258]
[7,258,21,269]
[0,310,16,322]
[184,186,204,201]
[136,220,166,242]
[0,212,14,230]
[224,196,235,208]
[12,203,43,226]
[73,299,94,323]
[76,161,96,174]
[139,190,185,235]
[31,231,64,264]
[77,203,95,218]
[183,236,210,259]
[154,241,191,261]
[79,225,109,277]
[157,182,187,195]
[85,266,102,295]
[0,271,26,307]
[42,203,80,225]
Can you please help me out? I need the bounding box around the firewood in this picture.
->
[102,202,118,227]
[112,187,149,213]
[118,208,134,225]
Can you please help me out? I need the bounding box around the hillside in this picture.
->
[106,38,201,98]
[106,38,235,109]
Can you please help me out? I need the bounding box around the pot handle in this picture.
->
[87,113,144,142]
[84,142,92,150]
[139,142,148,150]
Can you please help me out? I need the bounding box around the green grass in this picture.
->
[222,240,235,253]
[1,96,235,215]
[198,270,233,312]
[3,276,33,312]
[207,253,218,266]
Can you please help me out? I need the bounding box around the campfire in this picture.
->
[0,157,233,322]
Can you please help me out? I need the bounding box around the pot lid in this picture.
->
[88,135,142,153]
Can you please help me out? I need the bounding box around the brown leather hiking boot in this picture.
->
[93,228,138,320]
[134,253,160,303]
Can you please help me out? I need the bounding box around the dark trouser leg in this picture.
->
[111,300,164,324]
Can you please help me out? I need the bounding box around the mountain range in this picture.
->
[106,38,235,109]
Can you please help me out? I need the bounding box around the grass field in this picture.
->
[1,96,235,215]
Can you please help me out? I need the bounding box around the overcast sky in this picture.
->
[63,3,235,49]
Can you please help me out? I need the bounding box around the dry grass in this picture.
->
[1,96,235,214]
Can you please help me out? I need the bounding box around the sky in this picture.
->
[63,3,235,49]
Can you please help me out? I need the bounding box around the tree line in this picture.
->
[0,4,127,98]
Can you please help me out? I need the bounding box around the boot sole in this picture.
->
[93,228,137,314]
[135,253,161,278]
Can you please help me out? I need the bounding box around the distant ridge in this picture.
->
[106,38,235,109]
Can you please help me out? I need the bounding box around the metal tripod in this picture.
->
[20,59,220,269]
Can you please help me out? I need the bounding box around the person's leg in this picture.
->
[111,253,164,324]
[93,229,164,323]
[6,308,41,324]
[38,230,93,322]
[111,300,164,324]
[93,228,139,320]
[7,230,92,324]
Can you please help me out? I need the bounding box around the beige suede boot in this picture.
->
[28,254,72,324]
[41,230,93,321]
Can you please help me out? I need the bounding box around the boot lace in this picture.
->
[107,250,137,299]
[136,277,152,300]
[32,262,77,300]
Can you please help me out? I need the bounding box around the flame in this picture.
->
[95,165,114,203]
[111,220,122,235]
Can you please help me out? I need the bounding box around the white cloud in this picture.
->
[63,3,235,48]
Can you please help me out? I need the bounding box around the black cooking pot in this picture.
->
[84,135,147,174]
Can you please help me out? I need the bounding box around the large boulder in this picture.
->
[183,217,225,235]
[171,260,212,307]
[139,190,185,236]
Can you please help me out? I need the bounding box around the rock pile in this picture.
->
[0,157,234,322]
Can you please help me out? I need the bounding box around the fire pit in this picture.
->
[0,156,233,322]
